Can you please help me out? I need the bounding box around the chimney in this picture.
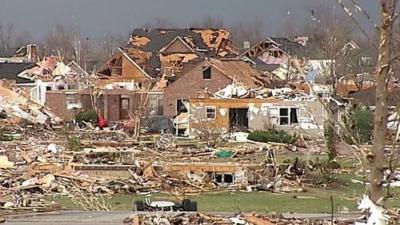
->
[243,41,251,49]
[26,44,38,63]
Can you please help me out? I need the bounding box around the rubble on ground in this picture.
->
[122,212,358,225]
[0,120,336,214]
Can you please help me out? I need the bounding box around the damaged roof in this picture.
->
[0,62,36,84]
[241,37,308,59]
[208,58,269,88]
[130,28,209,53]
[269,37,308,58]
[129,28,237,57]
[97,28,239,80]
[244,56,281,72]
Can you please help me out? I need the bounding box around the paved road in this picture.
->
[5,211,225,225]
[6,211,133,225]
[5,210,360,225]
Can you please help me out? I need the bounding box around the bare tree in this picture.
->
[230,18,265,48]
[90,33,127,61]
[142,17,177,29]
[0,23,15,52]
[0,23,34,53]
[369,0,397,204]
[44,22,79,61]
[190,15,226,28]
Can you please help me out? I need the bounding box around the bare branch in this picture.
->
[351,0,379,31]
[335,0,378,49]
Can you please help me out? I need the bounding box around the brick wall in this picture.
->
[163,61,232,117]
[45,91,79,121]
[106,95,121,121]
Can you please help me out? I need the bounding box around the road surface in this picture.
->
[6,211,133,225]
[5,210,360,225]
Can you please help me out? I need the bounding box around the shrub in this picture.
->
[67,135,82,151]
[343,106,373,144]
[324,120,337,161]
[247,130,297,144]
[75,110,97,124]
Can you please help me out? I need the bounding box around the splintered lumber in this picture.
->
[184,180,208,191]
[244,214,276,225]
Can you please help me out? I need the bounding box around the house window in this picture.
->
[177,99,188,114]
[66,93,77,105]
[203,67,211,79]
[46,86,52,91]
[214,173,234,185]
[206,106,216,119]
[279,107,299,125]
[121,96,129,110]
[279,108,289,125]
[149,94,163,116]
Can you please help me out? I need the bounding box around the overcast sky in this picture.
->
[0,0,378,39]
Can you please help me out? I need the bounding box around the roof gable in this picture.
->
[241,37,307,59]
[160,36,195,54]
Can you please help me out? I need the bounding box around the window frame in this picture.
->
[65,93,77,105]
[278,107,299,126]
[120,95,130,111]
[205,106,216,120]
[202,66,212,80]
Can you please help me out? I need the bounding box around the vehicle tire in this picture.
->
[190,201,197,211]
[135,200,145,211]
[182,199,191,211]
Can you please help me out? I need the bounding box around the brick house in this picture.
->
[45,90,81,121]
[92,28,240,124]
[96,28,238,86]
[79,89,163,122]
[163,58,269,118]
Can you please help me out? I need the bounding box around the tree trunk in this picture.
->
[370,0,394,204]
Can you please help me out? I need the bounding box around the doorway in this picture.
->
[229,108,249,131]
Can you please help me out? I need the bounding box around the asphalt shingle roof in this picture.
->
[0,62,35,84]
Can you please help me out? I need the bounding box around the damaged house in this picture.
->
[163,58,274,135]
[92,28,239,123]
[0,44,39,63]
[187,95,327,137]
[241,37,308,79]
[9,57,92,121]
[97,28,238,85]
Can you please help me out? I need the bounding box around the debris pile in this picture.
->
[0,86,61,125]
[122,213,358,225]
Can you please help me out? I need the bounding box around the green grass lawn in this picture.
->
[51,174,400,213]
[50,154,400,213]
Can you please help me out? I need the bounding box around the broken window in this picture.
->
[149,94,163,116]
[224,174,233,183]
[290,108,299,124]
[229,108,249,131]
[279,107,299,125]
[215,174,223,183]
[206,106,216,119]
[177,99,188,114]
[214,173,234,185]
[66,93,77,105]
[121,96,130,110]
[202,67,211,79]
